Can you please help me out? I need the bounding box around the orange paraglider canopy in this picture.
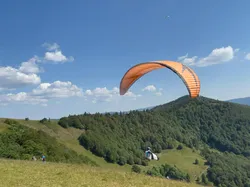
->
[119,60,200,98]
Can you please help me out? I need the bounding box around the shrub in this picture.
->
[194,158,199,165]
[132,165,141,173]
[177,144,183,150]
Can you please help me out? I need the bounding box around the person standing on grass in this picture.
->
[42,154,46,162]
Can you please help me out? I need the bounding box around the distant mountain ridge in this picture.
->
[227,96,250,105]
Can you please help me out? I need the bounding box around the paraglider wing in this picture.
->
[145,150,159,160]
[151,153,158,160]
[119,60,200,98]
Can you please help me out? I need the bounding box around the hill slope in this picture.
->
[2,95,250,186]
[58,95,250,187]
[0,118,133,171]
[0,117,208,177]
[0,119,97,166]
[0,101,209,186]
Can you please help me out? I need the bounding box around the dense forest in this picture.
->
[153,96,250,157]
[58,95,250,187]
[0,119,97,166]
[201,148,250,187]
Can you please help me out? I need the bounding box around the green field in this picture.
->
[146,148,208,181]
[0,118,208,186]
[0,159,203,187]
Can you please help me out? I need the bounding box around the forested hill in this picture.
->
[59,95,250,159]
[153,95,250,156]
[58,95,250,186]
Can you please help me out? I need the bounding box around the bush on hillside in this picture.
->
[194,159,199,165]
[40,118,48,123]
[177,144,183,150]
[4,118,19,125]
[131,165,141,173]
[146,164,189,182]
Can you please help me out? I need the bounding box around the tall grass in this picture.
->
[0,159,203,187]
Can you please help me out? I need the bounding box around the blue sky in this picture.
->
[1,0,250,119]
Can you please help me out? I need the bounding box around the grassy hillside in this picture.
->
[2,95,250,186]
[146,148,208,181]
[0,120,98,166]
[0,118,132,171]
[0,118,208,185]
[0,117,207,176]
[0,159,203,187]
[57,95,250,186]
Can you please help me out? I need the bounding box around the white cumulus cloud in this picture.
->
[42,42,60,51]
[0,66,41,91]
[177,54,198,66]
[84,87,119,103]
[178,46,236,67]
[155,92,162,96]
[234,48,240,53]
[142,85,157,92]
[0,81,83,106]
[0,92,47,105]
[19,56,42,74]
[124,91,141,100]
[84,86,140,103]
[32,81,83,98]
[245,53,250,60]
[44,51,74,63]
[42,42,74,63]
